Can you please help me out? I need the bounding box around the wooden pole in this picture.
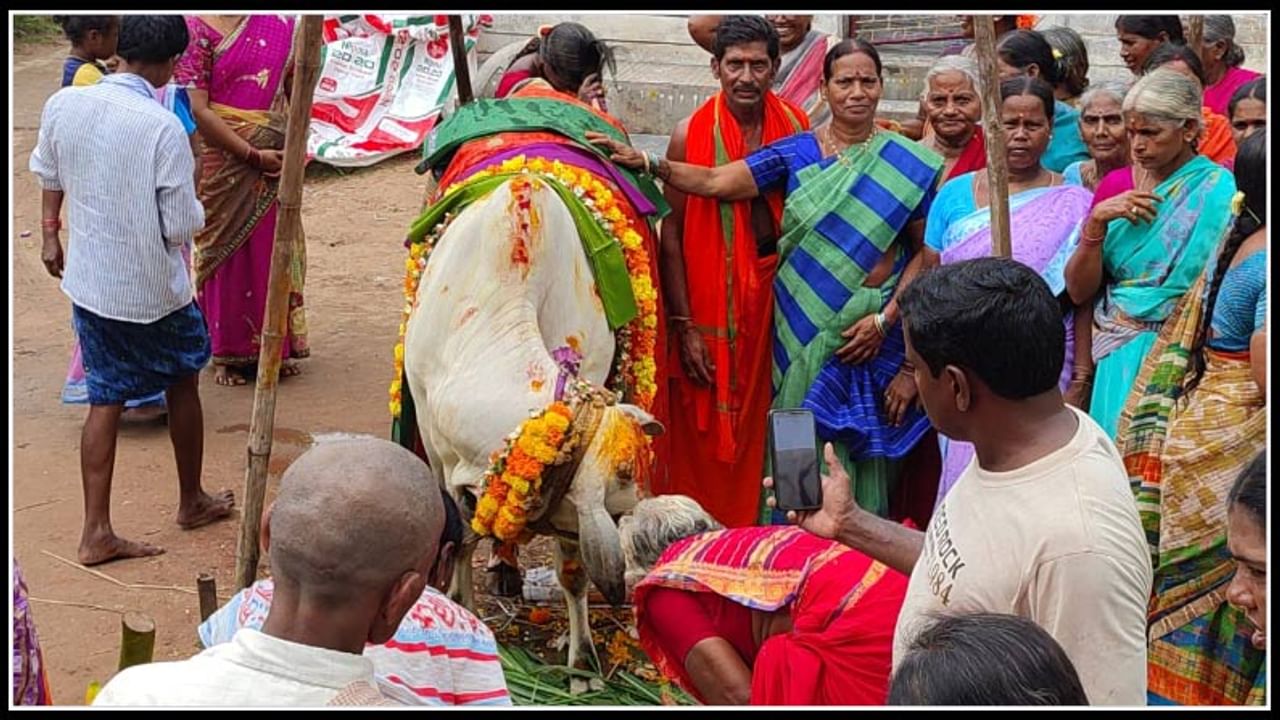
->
[448,16,474,106]
[197,573,218,622]
[234,15,325,591]
[971,15,1012,258]
[1187,16,1204,64]
[118,612,156,671]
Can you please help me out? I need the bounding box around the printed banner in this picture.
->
[307,14,492,167]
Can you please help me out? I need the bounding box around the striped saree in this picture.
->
[634,525,906,705]
[1116,274,1267,706]
[769,132,942,520]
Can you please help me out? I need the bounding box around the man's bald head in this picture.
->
[268,439,444,604]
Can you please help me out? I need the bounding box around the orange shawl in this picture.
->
[1200,107,1237,166]
[663,92,806,527]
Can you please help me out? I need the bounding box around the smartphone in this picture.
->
[768,409,822,512]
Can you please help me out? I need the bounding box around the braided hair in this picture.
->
[1182,129,1266,397]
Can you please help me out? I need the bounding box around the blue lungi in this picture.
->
[72,302,211,406]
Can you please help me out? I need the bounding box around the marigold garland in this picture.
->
[389,215,452,420]
[471,401,574,540]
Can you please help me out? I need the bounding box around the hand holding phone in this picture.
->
[768,409,822,512]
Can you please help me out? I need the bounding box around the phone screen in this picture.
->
[769,410,821,511]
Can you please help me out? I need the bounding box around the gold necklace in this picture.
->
[821,124,878,167]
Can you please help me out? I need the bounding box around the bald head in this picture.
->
[268,439,443,603]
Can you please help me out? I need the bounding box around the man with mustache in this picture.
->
[658,15,808,527]
[689,15,836,125]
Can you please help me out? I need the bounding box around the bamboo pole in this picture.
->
[448,16,474,106]
[971,15,1012,258]
[118,612,156,671]
[197,573,218,622]
[1187,16,1204,64]
[234,15,325,591]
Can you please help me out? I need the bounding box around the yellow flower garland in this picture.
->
[471,401,574,540]
[389,226,442,420]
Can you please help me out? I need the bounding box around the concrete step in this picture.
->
[473,15,940,136]
[598,60,925,135]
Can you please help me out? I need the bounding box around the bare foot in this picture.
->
[214,365,248,387]
[177,489,236,530]
[280,361,302,379]
[78,533,165,566]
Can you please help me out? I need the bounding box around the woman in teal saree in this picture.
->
[592,39,944,521]
[1065,68,1236,438]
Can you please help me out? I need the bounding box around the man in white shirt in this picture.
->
[197,490,513,706]
[94,438,444,706]
[769,258,1152,706]
[29,15,233,566]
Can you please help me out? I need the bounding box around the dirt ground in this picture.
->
[10,39,637,704]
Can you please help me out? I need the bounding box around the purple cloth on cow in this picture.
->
[455,142,657,215]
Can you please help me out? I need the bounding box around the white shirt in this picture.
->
[29,72,204,324]
[892,407,1152,706]
[92,629,380,707]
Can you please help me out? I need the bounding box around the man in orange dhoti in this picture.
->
[658,16,808,527]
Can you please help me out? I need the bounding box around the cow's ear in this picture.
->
[616,404,664,436]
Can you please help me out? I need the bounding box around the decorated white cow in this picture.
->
[396,152,663,677]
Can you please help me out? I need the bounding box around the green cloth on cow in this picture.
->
[419,98,670,219]
[408,171,637,330]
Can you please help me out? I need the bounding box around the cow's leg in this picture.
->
[555,537,599,694]
[487,539,523,597]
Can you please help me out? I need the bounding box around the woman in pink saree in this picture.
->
[177,15,308,386]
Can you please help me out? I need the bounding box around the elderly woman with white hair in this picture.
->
[1064,67,1237,439]
[1201,15,1261,116]
[621,495,908,706]
[1062,81,1131,192]
[917,55,987,187]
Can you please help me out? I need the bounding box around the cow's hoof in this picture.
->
[487,563,523,597]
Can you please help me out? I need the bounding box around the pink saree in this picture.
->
[177,15,308,367]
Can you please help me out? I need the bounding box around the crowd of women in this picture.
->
[588,13,1267,707]
[15,13,1267,708]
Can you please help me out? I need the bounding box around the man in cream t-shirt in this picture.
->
[770,258,1151,706]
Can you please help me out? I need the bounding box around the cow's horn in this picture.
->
[577,505,628,607]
